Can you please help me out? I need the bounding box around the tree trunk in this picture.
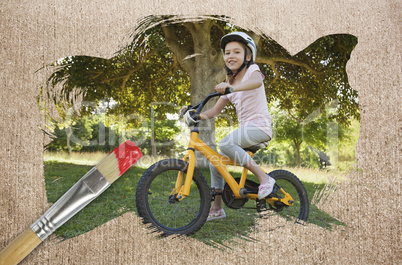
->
[294,140,302,167]
[66,126,73,156]
[151,126,157,157]
[162,21,225,167]
[151,107,157,157]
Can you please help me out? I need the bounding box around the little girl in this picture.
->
[181,32,275,221]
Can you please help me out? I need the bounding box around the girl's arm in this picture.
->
[199,97,229,120]
[215,71,263,93]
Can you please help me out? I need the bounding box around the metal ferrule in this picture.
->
[30,167,110,241]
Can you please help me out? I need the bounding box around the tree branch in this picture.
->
[146,55,179,85]
[257,55,321,75]
[211,20,226,35]
[267,64,280,87]
[182,21,196,34]
[286,109,303,124]
[100,48,158,89]
[161,24,193,72]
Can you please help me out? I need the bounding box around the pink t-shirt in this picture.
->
[222,64,272,138]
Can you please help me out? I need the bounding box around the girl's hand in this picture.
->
[179,106,188,116]
[184,109,199,126]
[215,82,232,94]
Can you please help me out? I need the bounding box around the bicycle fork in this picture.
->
[170,149,196,201]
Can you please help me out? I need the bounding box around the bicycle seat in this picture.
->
[243,141,269,153]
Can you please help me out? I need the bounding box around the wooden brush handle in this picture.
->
[0,228,42,265]
[0,141,142,265]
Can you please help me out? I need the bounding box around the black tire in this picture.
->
[268,170,309,222]
[136,159,211,235]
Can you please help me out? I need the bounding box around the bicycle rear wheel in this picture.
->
[268,170,309,222]
[136,159,211,235]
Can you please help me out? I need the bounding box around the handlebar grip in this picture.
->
[224,86,234,94]
[179,105,192,119]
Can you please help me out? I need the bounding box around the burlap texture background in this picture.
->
[0,0,400,264]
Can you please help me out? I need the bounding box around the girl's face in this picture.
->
[224,41,251,71]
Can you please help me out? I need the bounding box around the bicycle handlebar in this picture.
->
[186,87,233,115]
[179,87,232,131]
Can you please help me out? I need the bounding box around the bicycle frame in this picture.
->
[135,91,308,236]
[174,92,294,207]
[184,131,251,199]
[174,131,294,207]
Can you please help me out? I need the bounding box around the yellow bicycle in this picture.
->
[136,91,309,235]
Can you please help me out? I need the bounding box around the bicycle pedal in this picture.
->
[266,184,281,198]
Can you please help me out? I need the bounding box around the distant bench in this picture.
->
[319,151,330,169]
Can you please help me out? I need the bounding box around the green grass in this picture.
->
[43,161,143,239]
[43,154,346,246]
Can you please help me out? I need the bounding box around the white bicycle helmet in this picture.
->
[220,31,257,62]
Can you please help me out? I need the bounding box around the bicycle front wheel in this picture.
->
[136,159,211,235]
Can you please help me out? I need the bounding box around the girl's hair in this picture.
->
[225,44,254,84]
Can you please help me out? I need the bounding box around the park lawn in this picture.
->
[43,158,346,246]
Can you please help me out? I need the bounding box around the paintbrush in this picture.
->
[0,140,142,265]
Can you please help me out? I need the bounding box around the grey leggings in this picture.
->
[210,125,270,189]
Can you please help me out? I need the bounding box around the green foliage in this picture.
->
[336,119,360,171]
[44,161,346,243]
[38,19,192,126]
[39,16,359,128]
[46,109,182,156]
[47,115,94,152]
[125,117,183,156]
[256,111,359,169]
[261,34,359,127]
[38,16,360,169]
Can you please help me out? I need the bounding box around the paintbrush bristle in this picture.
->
[95,141,142,183]
[96,152,120,183]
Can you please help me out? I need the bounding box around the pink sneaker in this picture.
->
[206,208,226,221]
[258,176,276,199]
